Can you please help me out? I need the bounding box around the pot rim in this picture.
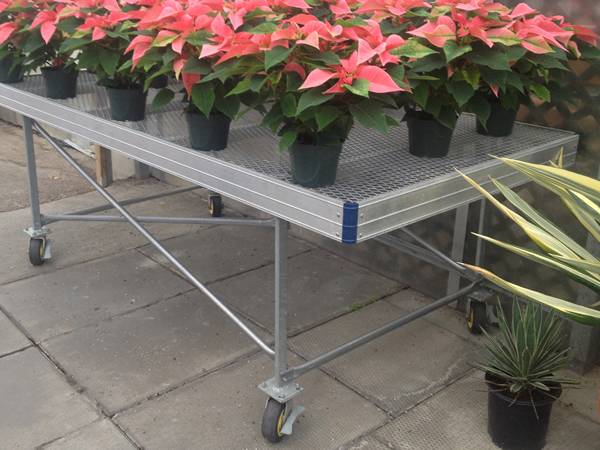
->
[41,65,77,73]
[185,110,230,120]
[485,372,562,406]
[291,141,344,151]
[105,84,144,92]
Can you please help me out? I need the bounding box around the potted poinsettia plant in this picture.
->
[125,2,257,151]
[386,1,600,144]
[0,0,33,84]
[468,2,600,137]
[59,0,149,121]
[26,0,83,99]
[478,301,577,450]
[358,0,600,156]
[204,2,408,187]
[381,3,524,152]
[501,4,600,137]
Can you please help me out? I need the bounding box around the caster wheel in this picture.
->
[29,238,46,266]
[467,302,487,335]
[261,398,288,443]
[208,194,223,217]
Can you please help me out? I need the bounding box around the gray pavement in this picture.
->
[0,120,598,449]
[0,120,94,212]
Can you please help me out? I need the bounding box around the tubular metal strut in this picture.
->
[32,121,274,357]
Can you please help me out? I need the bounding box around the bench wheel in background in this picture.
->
[208,194,223,217]
[467,301,487,335]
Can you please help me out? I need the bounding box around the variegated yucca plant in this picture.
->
[461,151,600,327]
[478,300,575,397]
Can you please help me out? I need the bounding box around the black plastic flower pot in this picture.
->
[406,112,454,158]
[289,142,343,188]
[106,85,147,122]
[477,100,518,137]
[41,67,78,99]
[186,112,231,151]
[486,373,561,450]
[0,56,23,84]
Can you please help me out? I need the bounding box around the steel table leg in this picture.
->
[23,116,50,265]
[466,199,496,333]
[274,218,288,388]
[446,203,470,296]
[259,218,303,442]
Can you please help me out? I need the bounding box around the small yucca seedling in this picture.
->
[478,301,577,398]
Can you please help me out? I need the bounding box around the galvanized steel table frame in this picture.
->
[0,77,579,440]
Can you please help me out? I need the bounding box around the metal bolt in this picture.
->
[335,232,340,237]
[336,213,340,217]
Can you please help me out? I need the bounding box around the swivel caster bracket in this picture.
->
[281,403,305,436]
[24,226,49,239]
[258,377,303,403]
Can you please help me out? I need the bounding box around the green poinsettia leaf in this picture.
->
[443,41,472,63]
[191,83,215,118]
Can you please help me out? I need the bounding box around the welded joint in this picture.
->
[258,377,303,403]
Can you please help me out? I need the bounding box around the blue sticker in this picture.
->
[341,202,359,244]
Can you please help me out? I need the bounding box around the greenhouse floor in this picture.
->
[0,123,598,449]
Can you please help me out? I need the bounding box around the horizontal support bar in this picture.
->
[34,121,275,358]
[43,214,275,227]
[282,282,479,382]
[63,185,201,217]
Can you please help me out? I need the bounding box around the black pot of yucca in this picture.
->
[478,301,576,450]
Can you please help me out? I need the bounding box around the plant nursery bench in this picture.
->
[0,73,579,442]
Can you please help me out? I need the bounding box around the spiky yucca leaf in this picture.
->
[459,152,600,326]
[465,266,600,325]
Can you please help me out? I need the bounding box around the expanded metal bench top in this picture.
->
[0,73,579,243]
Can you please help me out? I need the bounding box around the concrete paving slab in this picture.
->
[560,366,600,425]
[42,420,136,450]
[385,288,486,344]
[0,121,94,213]
[138,226,311,283]
[0,347,99,449]
[43,291,269,413]
[0,250,191,341]
[211,249,400,334]
[0,179,210,286]
[117,354,387,450]
[0,310,30,356]
[291,301,478,415]
[338,435,392,449]
[374,371,600,450]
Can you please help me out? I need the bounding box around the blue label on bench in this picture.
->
[342,202,359,244]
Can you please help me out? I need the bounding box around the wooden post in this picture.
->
[94,145,113,187]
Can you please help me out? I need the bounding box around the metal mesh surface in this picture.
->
[15,73,575,203]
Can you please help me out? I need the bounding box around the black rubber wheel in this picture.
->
[208,194,223,217]
[261,398,288,443]
[28,238,46,266]
[467,302,486,335]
